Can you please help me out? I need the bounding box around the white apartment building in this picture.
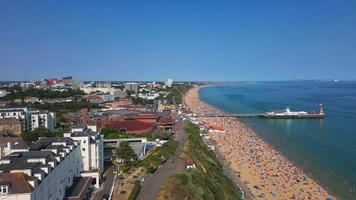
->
[0,90,8,98]
[98,94,115,103]
[165,78,173,87]
[124,83,139,93]
[0,137,83,200]
[0,108,27,120]
[64,125,104,188]
[25,110,56,131]
[0,108,56,131]
[138,91,160,100]
[80,87,124,96]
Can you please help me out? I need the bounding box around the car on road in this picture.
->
[102,194,110,200]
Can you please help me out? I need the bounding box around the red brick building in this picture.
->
[0,118,22,136]
[64,109,175,136]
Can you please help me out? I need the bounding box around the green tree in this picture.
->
[21,127,65,141]
[115,141,137,166]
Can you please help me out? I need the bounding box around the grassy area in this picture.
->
[103,128,172,141]
[137,140,179,173]
[166,84,193,105]
[101,128,130,139]
[157,122,242,200]
[128,180,141,200]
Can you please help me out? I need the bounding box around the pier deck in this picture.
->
[195,114,263,118]
[195,113,324,119]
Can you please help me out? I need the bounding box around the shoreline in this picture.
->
[195,85,338,199]
[184,85,336,200]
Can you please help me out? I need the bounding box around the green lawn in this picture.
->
[128,180,141,200]
[137,140,179,173]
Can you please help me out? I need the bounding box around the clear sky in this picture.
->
[0,0,355,81]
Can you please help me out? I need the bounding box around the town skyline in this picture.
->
[1,1,355,200]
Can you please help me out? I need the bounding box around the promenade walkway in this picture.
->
[136,118,186,200]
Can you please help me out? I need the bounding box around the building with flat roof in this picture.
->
[124,83,139,93]
[0,108,56,132]
[63,125,104,188]
[25,110,56,132]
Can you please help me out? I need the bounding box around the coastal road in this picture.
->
[136,118,186,200]
[92,163,115,200]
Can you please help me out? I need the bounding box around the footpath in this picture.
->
[136,119,186,200]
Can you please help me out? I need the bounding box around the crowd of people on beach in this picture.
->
[184,86,334,200]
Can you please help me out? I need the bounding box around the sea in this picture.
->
[199,81,356,200]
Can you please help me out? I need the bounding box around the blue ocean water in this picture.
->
[199,81,356,200]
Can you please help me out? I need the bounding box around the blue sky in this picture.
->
[0,0,355,81]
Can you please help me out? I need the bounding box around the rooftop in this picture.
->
[0,118,21,125]
[71,129,97,137]
[114,119,155,132]
[0,173,34,194]
[0,159,42,172]
[69,124,87,129]
[0,136,25,148]
[3,150,56,160]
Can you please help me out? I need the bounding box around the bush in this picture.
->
[147,165,157,173]
[176,174,189,185]
[137,140,178,169]
[120,165,131,173]
[128,181,141,200]
[22,127,65,141]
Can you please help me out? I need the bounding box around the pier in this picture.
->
[194,105,325,119]
[194,113,325,119]
[195,113,264,118]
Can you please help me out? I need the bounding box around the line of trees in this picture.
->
[1,87,85,101]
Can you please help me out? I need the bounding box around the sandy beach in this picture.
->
[184,86,335,200]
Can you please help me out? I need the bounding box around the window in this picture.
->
[82,148,85,151]
[0,185,9,194]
